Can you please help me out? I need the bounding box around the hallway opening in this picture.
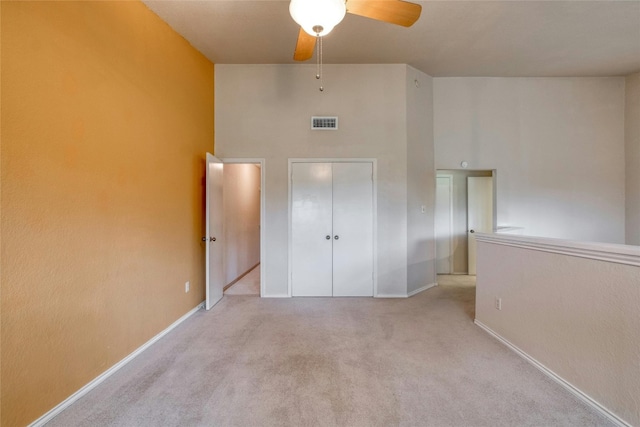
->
[221,162,262,297]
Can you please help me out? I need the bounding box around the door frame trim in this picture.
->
[287,158,378,298]
[221,158,266,297]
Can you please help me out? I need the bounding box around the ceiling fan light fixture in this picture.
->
[289,0,346,37]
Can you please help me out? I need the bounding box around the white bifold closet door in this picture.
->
[292,162,373,297]
[331,163,373,296]
[291,163,333,296]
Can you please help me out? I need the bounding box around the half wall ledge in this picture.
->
[474,232,640,267]
[474,232,639,426]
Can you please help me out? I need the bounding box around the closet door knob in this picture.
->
[334,235,339,240]
[326,235,331,240]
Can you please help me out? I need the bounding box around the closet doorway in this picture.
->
[435,169,495,275]
[288,159,377,297]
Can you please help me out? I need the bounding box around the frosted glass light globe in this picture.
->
[289,0,347,37]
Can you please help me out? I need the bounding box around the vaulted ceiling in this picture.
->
[142,0,640,77]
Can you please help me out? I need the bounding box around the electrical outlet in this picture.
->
[495,297,502,310]
[185,281,190,293]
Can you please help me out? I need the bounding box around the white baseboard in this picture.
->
[29,302,205,427]
[408,282,437,297]
[474,319,631,427]
[377,283,438,299]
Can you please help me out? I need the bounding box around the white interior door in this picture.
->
[435,175,453,274]
[332,163,373,297]
[206,153,224,309]
[291,163,333,296]
[467,176,493,275]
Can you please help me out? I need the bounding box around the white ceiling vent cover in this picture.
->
[311,116,338,130]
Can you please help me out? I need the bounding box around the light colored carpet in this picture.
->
[46,276,612,426]
[224,265,260,296]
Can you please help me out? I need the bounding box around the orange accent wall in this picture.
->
[1,2,214,424]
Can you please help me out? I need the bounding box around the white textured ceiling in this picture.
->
[142,0,640,77]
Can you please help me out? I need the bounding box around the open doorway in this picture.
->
[205,156,265,308]
[221,161,262,297]
[435,169,496,276]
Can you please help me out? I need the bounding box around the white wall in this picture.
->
[625,72,640,246]
[223,163,261,285]
[434,77,626,244]
[216,64,434,297]
[475,233,640,426]
[406,68,437,293]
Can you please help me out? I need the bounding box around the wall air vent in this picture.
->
[311,116,338,130]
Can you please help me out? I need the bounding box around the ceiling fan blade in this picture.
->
[293,27,316,61]
[346,0,422,27]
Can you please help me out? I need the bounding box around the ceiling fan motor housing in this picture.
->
[289,0,347,37]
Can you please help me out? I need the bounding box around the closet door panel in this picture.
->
[332,163,374,296]
[291,163,333,296]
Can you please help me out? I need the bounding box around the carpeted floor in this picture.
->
[224,265,260,296]
[46,276,612,426]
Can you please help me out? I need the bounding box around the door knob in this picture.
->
[210,237,217,242]
[202,236,206,242]
[469,230,475,234]
[326,235,331,240]
[334,235,339,240]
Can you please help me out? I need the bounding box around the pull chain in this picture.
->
[316,35,324,92]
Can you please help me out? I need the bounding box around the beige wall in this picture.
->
[215,64,435,297]
[223,164,261,285]
[475,234,640,426]
[434,77,626,244]
[625,72,640,245]
[1,2,213,425]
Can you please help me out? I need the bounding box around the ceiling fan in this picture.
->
[289,0,423,62]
